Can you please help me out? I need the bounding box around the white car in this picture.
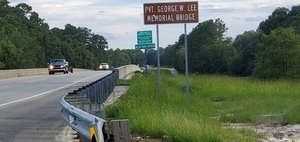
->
[99,63,109,70]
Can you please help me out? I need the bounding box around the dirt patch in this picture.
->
[229,123,300,142]
[130,123,300,142]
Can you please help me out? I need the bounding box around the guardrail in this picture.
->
[59,65,142,142]
[76,69,119,104]
[60,96,113,142]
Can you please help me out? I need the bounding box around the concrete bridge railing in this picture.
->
[116,64,143,79]
[0,64,143,80]
[0,68,90,79]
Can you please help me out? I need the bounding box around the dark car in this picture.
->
[48,59,73,75]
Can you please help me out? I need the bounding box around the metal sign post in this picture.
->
[156,24,161,97]
[143,1,199,105]
[145,49,148,77]
[184,23,189,106]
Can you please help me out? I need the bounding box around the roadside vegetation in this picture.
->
[106,69,300,141]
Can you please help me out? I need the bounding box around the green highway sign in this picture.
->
[137,30,152,44]
[135,43,155,50]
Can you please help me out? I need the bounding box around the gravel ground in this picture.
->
[229,123,300,142]
[129,123,300,142]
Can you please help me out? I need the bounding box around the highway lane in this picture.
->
[0,70,111,142]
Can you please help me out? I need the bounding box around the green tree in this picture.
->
[229,31,260,76]
[161,44,176,67]
[209,41,236,74]
[109,49,130,67]
[146,49,157,66]
[258,5,300,35]
[253,28,300,79]
[0,39,22,69]
[180,18,234,74]
[0,1,110,70]
[289,5,300,34]
[173,45,185,73]
[258,7,289,35]
[123,49,145,66]
[232,30,259,52]
[0,0,10,18]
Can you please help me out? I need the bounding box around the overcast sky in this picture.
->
[9,0,298,50]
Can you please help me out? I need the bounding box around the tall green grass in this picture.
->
[106,69,300,141]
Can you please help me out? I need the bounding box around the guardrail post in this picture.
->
[90,104,106,119]
[109,119,131,142]
[78,133,90,142]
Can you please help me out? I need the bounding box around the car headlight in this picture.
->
[99,66,102,69]
[49,65,54,69]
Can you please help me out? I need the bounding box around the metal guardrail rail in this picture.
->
[60,96,113,142]
[60,69,118,142]
[59,65,143,142]
[76,69,119,104]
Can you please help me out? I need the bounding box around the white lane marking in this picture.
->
[0,73,103,107]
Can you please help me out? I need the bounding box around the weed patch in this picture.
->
[106,70,300,141]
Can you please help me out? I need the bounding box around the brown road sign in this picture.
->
[144,1,199,25]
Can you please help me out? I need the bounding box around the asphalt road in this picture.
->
[0,70,111,142]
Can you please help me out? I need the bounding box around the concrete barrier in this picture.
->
[0,64,143,80]
[0,68,91,79]
[117,65,143,79]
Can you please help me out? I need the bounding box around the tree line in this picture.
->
[146,5,300,80]
[0,0,145,70]
[1,0,300,80]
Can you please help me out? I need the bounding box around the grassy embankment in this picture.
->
[106,69,300,141]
